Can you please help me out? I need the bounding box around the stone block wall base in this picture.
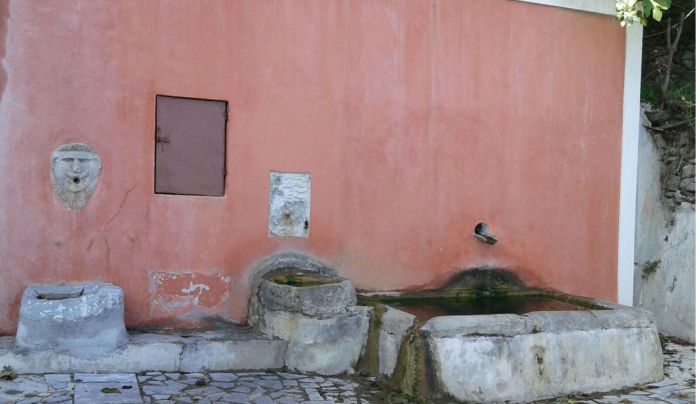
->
[260,307,371,375]
[0,328,286,374]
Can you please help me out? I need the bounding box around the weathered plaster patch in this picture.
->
[150,272,231,313]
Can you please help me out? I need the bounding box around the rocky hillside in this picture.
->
[641,1,695,210]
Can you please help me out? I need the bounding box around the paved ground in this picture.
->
[553,337,695,404]
[0,337,693,403]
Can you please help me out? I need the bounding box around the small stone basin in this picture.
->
[15,283,127,357]
[248,253,370,375]
[258,267,356,318]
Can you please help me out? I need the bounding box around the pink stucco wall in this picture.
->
[0,0,626,333]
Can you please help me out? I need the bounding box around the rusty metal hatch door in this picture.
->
[155,95,227,196]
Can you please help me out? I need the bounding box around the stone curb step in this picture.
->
[0,328,287,374]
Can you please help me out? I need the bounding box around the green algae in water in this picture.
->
[273,276,333,287]
[359,293,607,322]
[391,296,578,321]
[270,269,340,287]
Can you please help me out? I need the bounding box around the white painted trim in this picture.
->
[617,24,643,306]
[513,0,616,16]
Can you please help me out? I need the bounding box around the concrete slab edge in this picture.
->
[421,307,656,338]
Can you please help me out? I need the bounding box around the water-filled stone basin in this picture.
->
[248,255,370,375]
[258,267,356,318]
[359,291,663,403]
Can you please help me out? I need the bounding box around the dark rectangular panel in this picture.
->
[155,95,227,196]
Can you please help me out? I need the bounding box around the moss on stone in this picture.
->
[389,327,433,403]
[270,271,339,287]
[356,305,384,376]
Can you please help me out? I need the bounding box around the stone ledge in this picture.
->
[421,306,656,338]
[0,328,287,374]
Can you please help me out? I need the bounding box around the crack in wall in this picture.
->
[102,184,137,229]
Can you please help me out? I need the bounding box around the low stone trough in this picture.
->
[358,288,664,403]
[15,283,128,357]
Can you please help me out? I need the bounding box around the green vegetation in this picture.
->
[668,81,696,123]
[641,0,695,133]
[355,304,383,376]
[616,0,672,26]
[642,259,662,279]
[391,330,430,404]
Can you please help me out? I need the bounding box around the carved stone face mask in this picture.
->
[51,143,102,211]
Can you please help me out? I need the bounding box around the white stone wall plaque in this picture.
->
[269,172,311,237]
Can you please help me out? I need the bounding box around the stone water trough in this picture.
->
[356,269,664,403]
[0,257,663,404]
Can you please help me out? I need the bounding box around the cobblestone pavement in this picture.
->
[0,371,379,404]
[0,338,693,403]
[137,372,378,404]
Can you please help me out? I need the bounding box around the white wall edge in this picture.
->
[513,0,616,16]
[617,24,643,306]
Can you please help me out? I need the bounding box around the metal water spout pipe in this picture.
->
[474,222,497,245]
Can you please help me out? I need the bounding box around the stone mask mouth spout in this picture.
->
[51,143,102,211]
